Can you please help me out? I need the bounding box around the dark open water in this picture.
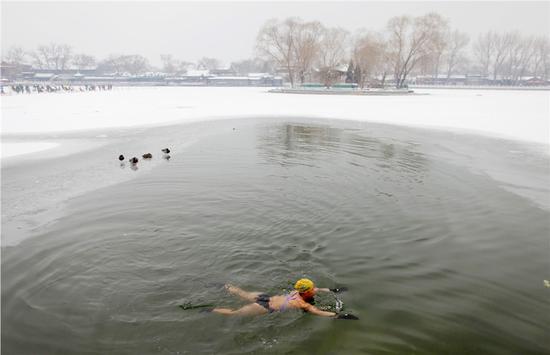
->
[2,118,550,354]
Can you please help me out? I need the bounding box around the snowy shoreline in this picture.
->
[1,86,548,160]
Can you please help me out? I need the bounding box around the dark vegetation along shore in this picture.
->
[269,88,419,95]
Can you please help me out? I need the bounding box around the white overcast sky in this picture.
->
[2,1,549,66]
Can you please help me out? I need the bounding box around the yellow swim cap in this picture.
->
[294,278,314,293]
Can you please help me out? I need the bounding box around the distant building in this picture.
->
[0,62,18,81]
[464,74,488,86]
[207,74,282,86]
[210,66,236,77]
[413,74,468,85]
[0,62,33,81]
[163,71,281,87]
[523,77,549,86]
[33,73,57,81]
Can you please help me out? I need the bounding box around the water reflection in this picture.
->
[257,123,428,180]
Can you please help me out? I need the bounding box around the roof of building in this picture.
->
[248,73,271,78]
[186,69,210,77]
[34,73,56,79]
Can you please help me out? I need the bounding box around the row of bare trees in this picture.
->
[473,31,550,85]
[255,14,468,88]
[256,18,348,87]
[3,44,152,74]
[4,44,97,71]
[3,13,549,86]
[97,54,150,74]
[256,14,550,88]
[3,44,273,77]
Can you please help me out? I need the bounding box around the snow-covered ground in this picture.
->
[1,87,549,158]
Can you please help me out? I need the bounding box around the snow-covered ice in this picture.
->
[1,87,549,158]
[1,141,60,158]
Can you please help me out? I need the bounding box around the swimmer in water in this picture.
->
[211,278,358,319]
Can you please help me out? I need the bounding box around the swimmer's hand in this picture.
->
[329,287,348,293]
[335,313,359,320]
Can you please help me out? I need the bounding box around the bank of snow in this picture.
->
[1,87,548,154]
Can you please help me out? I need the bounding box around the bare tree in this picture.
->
[230,58,273,75]
[3,46,28,65]
[97,54,150,74]
[293,21,324,84]
[57,44,73,70]
[386,13,448,88]
[353,31,387,88]
[97,55,119,74]
[72,54,96,70]
[503,33,536,84]
[160,54,178,74]
[30,46,49,69]
[473,32,496,76]
[317,27,349,87]
[415,50,435,77]
[491,32,514,81]
[126,55,150,74]
[531,36,550,80]
[385,15,408,87]
[177,60,194,74]
[197,57,220,70]
[256,18,301,87]
[428,18,450,79]
[515,36,536,83]
[30,43,73,70]
[445,30,470,80]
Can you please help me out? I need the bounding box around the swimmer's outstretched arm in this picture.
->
[315,287,348,293]
[314,287,331,292]
[303,302,337,317]
[304,303,360,320]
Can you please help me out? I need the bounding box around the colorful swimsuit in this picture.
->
[279,292,299,312]
[255,292,299,313]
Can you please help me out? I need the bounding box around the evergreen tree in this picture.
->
[345,60,354,83]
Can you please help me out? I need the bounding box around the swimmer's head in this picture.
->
[294,278,315,295]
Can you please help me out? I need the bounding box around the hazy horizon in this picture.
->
[2,1,549,66]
